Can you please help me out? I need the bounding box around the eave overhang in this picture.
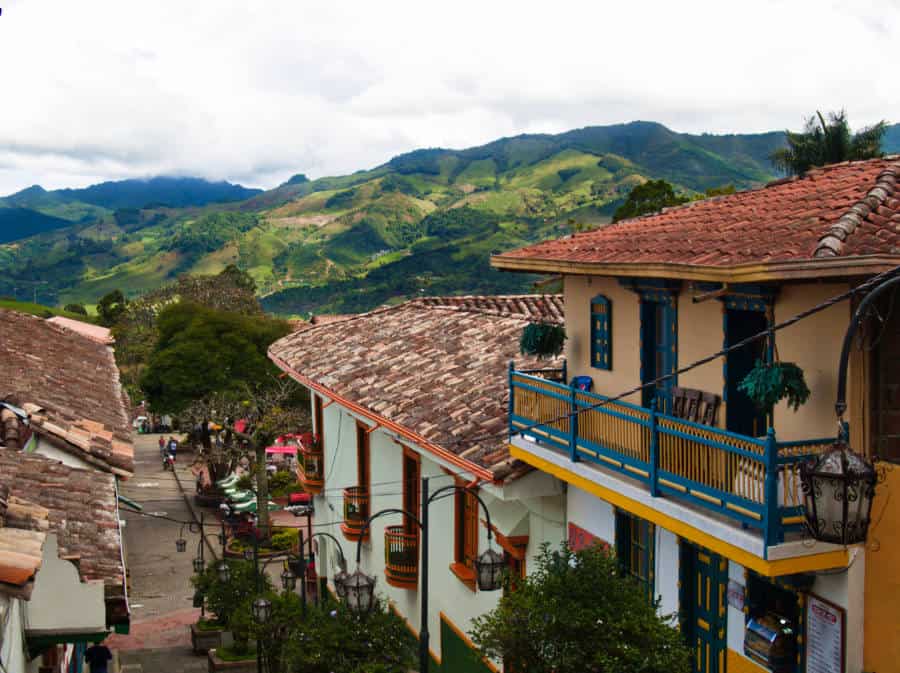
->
[490,253,900,283]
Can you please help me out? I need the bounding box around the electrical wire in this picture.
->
[446,263,900,451]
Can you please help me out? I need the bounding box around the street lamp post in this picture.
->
[348,477,505,673]
[798,272,897,544]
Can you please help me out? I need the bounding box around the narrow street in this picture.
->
[109,433,210,672]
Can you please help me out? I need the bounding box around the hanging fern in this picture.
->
[738,359,811,414]
[520,322,566,359]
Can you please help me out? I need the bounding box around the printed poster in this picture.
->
[805,594,845,673]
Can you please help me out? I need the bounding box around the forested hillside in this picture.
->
[2,120,897,314]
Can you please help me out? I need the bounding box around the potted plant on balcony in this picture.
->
[738,359,810,417]
[520,322,566,359]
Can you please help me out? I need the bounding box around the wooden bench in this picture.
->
[672,386,721,426]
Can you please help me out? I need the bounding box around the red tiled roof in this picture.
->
[0,484,48,600]
[0,310,134,475]
[0,452,126,620]
[269,295,564,481]
[494,158,900,275]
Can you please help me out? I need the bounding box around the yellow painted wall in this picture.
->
[564,277,855,442]
[678,292,728,427]
[726,649,770,673]
[863,467,900,673]
[772,282,851,441]
[564,276,642,403]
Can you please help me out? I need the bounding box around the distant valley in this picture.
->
[2,121,898,315]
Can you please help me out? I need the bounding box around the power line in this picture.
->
[449,264,900,450]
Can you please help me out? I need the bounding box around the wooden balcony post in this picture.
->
[649,399,659,497]
[569,384,579,463]
[763,428,781,547]
[508,361,515,439]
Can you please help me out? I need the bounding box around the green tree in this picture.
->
[139,302,289,414]
[470,543,691,673]
[96,289,127,326]
[770,110,888,176]
[219,263,257,293]
[63,302,88,316]
[612,180,689,222]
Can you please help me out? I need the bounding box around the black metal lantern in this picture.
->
[800,441,877,545]
[252,597,272,624]
[474,548,505,591]
[175,538,187,553]
[333,569,350,599]
[281,567,297,592]
[192,589,204,608]
[217,560,231,583]
[192,556,205,574]
[343,568,376,614]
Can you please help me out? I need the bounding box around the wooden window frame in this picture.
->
[590,294,613,370]
[314,395,325,447]
[615,510,655,602]
[401,447,421,536]
[355,421,370,519]
[450,478,478,590]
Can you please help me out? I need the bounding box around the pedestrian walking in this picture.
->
[84,641,113,673]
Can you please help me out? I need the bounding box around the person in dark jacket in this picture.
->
[84,641,113,672]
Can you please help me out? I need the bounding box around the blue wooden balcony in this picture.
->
[508,370,835,548]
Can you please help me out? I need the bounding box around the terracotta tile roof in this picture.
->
[0,451,126,617]
[46,316,114,345]
[0,484,48,600]
[0,310,134,476]
[494,157,900,273]
[269,295,564,481]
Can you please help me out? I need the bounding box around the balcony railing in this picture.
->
[384,525,419,589]
[341,486,370,541]
[509,370,835,547]
[298,443,325,494]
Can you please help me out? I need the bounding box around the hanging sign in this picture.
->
[726,579,745,611]
[805,593,845,673]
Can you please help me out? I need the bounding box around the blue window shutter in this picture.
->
[590,295,612,370]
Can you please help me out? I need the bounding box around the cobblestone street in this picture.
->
[110,434,213,672]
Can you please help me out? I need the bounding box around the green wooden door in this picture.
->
[681,542,728,673]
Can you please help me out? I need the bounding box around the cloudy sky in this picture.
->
[1,0,898,195]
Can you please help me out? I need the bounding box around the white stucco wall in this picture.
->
[29,436,94,472]
[25,534,106,634]
[309,394,566,666]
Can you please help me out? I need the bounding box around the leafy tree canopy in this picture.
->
[96,289,127,326]
[63,302,87,316]
[139,301,290,413]
[770,110,888,176]
[612,179,689,222]
[470,543,691,673]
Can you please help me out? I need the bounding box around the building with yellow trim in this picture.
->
[493,157,900,673]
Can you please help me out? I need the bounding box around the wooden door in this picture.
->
[681,542,728,673]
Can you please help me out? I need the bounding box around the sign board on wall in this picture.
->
[805,593,845,673]
[726,579,745,611]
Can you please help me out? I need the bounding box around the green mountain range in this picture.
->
[2,121,898,314]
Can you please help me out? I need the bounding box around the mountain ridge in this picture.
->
[1,120,897,313]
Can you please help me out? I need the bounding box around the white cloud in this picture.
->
[0,0,897,195]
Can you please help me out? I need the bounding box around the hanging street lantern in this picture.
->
[343,568,376,614]
[800,441,877,545]
[252,597,272,624]
[175,538,187,553]
[281,567,297,592]
[333,569,350,599]
[192,556,205,574]
[217,560,231,583]
[474,548,506,591]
